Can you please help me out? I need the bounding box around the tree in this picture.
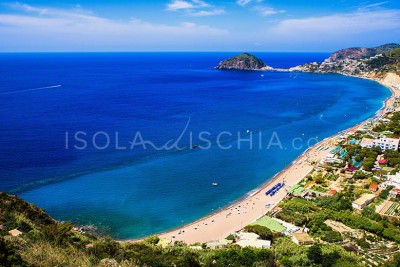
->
[362,158,375,171]
[380,186,394,199]
[356,238,370,249]
[314,172,325,184]
[307,245,323,265]
[144,235,160,245]
[0,238,28,267]
[41,222,73,246]
[321,231,343,243]
[353,171,367,180]
[244,225,273,240]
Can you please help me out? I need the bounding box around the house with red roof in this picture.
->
[378,159,387,165]
[327,189,337,196]
[369,184,378,192]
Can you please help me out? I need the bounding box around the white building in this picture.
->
[360,137,399,151]
[236,239,271,249]
[351,194,376,210]
[239,232,260,240]
[360,138,374,148]
[236,232,271,249]
[385,173,400,189]
[274,218,300,235]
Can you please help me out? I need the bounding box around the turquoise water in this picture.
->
[0,53,390,239]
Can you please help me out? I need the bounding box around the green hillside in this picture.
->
[366,48,400,75]
[0,193,373,267]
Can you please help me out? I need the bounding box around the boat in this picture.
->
[212,182,218,186]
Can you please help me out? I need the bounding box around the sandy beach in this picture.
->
[157,145,331,244]
[126,74,400,245]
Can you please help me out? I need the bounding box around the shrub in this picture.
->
[244,225,273,240]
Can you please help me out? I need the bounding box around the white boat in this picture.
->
[212,182,218,186]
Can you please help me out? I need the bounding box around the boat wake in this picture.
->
[1,85,62,95]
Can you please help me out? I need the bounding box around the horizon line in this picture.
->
[0,51,333,53]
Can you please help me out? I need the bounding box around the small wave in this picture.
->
[1,85,62,95]
[246,189,259,197]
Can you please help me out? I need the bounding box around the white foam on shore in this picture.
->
[246,189,259,197]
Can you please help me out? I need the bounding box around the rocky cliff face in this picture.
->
[215,53,272,70]
[325,43,400,63]
[325,47,373,63]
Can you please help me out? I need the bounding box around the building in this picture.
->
[239,232,260,240]
[385,173,400,188]
[390,188,400,198]
[8,229,22,237]
[351,194,376,210]
[327,189,337,196]
[235,232,271,249]
[189,246,203,250]
[236,239,271,249]
[292,232,314,245]
[206,239,232,249]
[273,218,300,235]
[360,137,399,151]
[378,159,387,165]
[369,184,378,192]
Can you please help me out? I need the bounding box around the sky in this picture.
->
[0,0,399,52]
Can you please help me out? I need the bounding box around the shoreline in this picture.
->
[124,73,399,244]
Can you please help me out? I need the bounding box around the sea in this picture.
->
[0,53,391,239]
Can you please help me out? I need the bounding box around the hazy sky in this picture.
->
[0,0,399,52]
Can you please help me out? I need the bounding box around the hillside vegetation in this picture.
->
[0,192,379,267]
[366,48,400,75]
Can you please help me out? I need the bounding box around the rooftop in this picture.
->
[369,184,378,189]
[390,188,400,194]
[236,239,271,249]
[8,229,22,237]
[251,216,286,232]
[352,194,376,206]
[360,138,374,146]
[328,189,337,196]
[292,232,314,243]
[287,184,305,197]
[383,167,396,172]
[239,232,260,241]
[376,137,399,145]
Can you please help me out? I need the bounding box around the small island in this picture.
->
[215,53,273,71]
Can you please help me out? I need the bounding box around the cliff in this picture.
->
[215,53,272,70]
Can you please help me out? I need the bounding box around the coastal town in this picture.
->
[151,46,400,266]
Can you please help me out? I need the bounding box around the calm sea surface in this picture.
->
[0,53,390,239]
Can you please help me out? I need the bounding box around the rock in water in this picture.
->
[215,53,272,70]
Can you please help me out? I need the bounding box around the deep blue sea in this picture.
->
[0,53,390,239]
